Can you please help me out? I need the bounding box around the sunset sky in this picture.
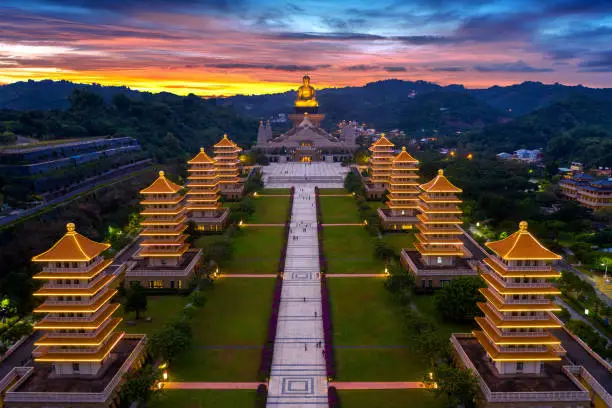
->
[0,0,611,96]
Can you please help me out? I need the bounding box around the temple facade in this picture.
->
[125,171,201,290]
[213,134,244,200]
[401,169,476,290]
[0,223,145,407]
[254,75,358,162]
[186,148,230,231]
[364,135,394,199]
[378,146,420,229]
[450,222,596,408]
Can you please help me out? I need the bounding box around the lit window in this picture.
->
[153,280,164,289]
[436,256,442,264]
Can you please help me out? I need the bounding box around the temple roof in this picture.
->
[369,134,395,148]
[188,148,215,164]
[214,134,239,148]
[419,169,462,193]
[32,223,110,262]
[140,171,182,194]
[393,147,418,163]
[486,221,562,260]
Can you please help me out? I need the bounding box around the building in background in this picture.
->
[186,148,230,231]
[0,223,145,407]
[401,169,476,290]
[213,134,245,200]
[378,147,420,230]
[559,173,612,211]
[364,134,395,200]
[126,171,201,290]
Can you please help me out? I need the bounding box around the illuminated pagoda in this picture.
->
[0,223,145,407]
[364,134,394,200]
[401,169,476,290]
[126,171,201,290]
[186,148,230,231]
[213,134,244,200]
[450,222,596,408]
[378,147,420,230]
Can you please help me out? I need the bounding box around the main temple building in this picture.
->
[254,75,358,162]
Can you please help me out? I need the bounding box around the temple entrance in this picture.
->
[301,156,312,163]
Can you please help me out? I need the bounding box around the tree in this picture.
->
[413,330,450,365]
[373,240,395,261]
[119,364,162,407]
[434,277,485,322]
[124,282,147,320]
[147,318,192,362]
[424,363,478,408]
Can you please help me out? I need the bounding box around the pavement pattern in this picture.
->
[267,186,329,408]
[263,163,348,188]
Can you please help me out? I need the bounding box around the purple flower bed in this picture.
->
[320,275,336,379]
[256,383,268,408]
[315,191,327,273]
[278,187,295,273]
[327,386,340,408]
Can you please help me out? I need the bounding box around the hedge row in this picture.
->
[314,187,327,273]
[278,187,295,273]
[328,386,341,408]
[321,275,336,379]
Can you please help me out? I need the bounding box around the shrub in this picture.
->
[255,384,268,408]
[328,386,341,408]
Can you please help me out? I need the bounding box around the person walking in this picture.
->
[304,343,308,352]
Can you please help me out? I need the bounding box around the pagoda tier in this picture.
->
[476,221,565,375]
[138,171,189,266]
[213,134,243,198]
[368,134,395,191]
[415,169,465,265]
[31,223,122,376]
[186,148,222,217]
[386,147,420,216]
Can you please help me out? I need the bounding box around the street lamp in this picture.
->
[601,262,608,283]
[584,308,589,316]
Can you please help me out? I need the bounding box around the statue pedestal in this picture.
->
[288,113,325,128]
[294,106,319,114]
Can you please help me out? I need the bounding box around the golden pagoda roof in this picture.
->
[486,221,562,260]
[140,171,182,194]
[419,169,462,193]
[369,134,395,149]
[393,147,418,163]
[188,147,215,164]
[32,223,110,262]
[214,134,239,148]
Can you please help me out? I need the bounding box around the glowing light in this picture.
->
[163,370,168,381]
[467,153,473,160]
[584,309,589,316]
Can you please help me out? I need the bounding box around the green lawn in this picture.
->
[381,232,416,255]
[193,234,224,249]
[319,188,349,195]
[323,227,382,274]
[151,390,256,408]
[170,278,274,381]
[338,390,444,408]
[320,196,362,224]
[119,296,188,336]
[250,196,290,224]
[412,295,475,338]
[259,188,290,195]
[221,227,283,274]
[329,278,426,380]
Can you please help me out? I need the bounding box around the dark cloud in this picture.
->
[578,50,612,71]
[429,67,465,72]
[383,66,407,72]
[270,32,385,41]
[454,13,539,42]
[474,60,554,73]
[322,17,369,31]
[205,62,331,71]
[9,0,243,12]
[395,35,453,45]
[545,49,579,61]
[341,65,379,71]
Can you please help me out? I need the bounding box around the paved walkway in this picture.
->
[263,163,348,188]
[164,382,260,389]
[330,382,425,389]
[219,274,277,278]
[267,186,328,408]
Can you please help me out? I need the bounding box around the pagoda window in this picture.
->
[71,262,78,268]
[73,363,80,372]
[63,262,69,268]
[56,262,62,268]
[57,279,63,284]
[73,279,79,284]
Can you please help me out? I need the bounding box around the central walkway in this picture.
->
[264,162,348,188]
[267,186,328,407]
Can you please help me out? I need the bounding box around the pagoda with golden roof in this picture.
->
[379,146,420,229]
[401,169,476,290]
[186,148,229,231]
[475,221,565,374]
[31,222,123,375]
[213,134,244,200]
[365,134,394,200]
[126,171,201,290]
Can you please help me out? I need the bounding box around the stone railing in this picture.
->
[400,250,477,277]
[487,256,553,272]
[451,334,590,403]
[4,335,146,404]
[565,365,612,406]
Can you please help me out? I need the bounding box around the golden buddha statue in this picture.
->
[295,75,318,107]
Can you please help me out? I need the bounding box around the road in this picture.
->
[0,160,151,228]
[558,260,612,307]
[0,331,42,379]
[553,328,612,394]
